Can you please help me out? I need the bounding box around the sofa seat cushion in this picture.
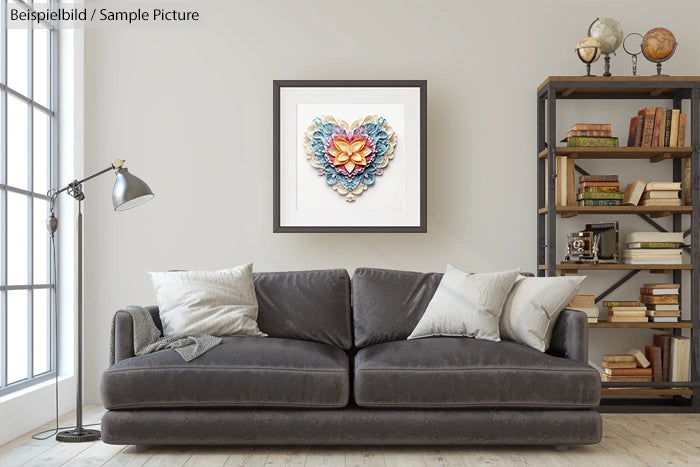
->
[101,337,349,409]
[354,337,600,409]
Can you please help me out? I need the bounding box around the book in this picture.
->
[626,349,651,368]
[601,360,637,369]
[651,107,665,147]
[653,334,672,381]
[626,232,684,243]
[568,306,599,319]
[669,109,680,147]
[639,287,679,295]
[640,107,656,147]
[608,316,649,322]
[639,198,682,207]
[579,186,622,193]
[624,257,683,265]
[663,108,672,147]
[644,345,663,382]
[564,136,619,147]
[602,354,636,363]
[646,310,681,317]
[678,113,687,146]
[579,180,621,187]
[634,111,644,146]
[572,123,611,131]
[576,192,625,200]
[627,242,681,249]
[642,191,680,200]
[566,157,575,207]
[624,249,682,256]
[646,304,680,311]
[683,158,691,205]
[607,306,647,312]
[568,294,596,308]
[603,368,652,376]
[577,200,622,206]
[568,129,613,137]
[643,283,680,289]
[640,295,679,304]
[587,317,598,323]
[645,182,682,191]
[627,115,639,147]
[649,316,679,323]
[602,301,640,307]
[556,156,565,207]
[622,180,646,206]
[602,374,653,382]
[670,335,690,382]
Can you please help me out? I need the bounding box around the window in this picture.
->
[1,0,57,395]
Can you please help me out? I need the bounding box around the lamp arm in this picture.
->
[54,159,126,195]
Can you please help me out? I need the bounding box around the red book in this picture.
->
[627,115,639,147]
[645,345,663,382]
[640,107,656,147]
[653,334,672,381]
[651,107,665,147]
[678,113,687,147]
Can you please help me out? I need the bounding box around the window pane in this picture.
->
[33,289,50,376]
[8,95,29,190]
[33,26,49,108]
[7,28,29,96]
[34,110,49,195]
[7,290,29,384]
[34,198,49,284]
[8,192,29,285]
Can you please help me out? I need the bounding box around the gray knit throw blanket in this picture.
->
[109,305,222,364]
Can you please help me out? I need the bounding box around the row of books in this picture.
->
[600,335,690,383]
[561,123,619,147]
[622,180,682,207]
[568,294,598,323]
[622,231,685,265]
[627,108,687,148]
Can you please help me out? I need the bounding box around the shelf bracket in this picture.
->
[650,153,672,163]
[595,270,641,303]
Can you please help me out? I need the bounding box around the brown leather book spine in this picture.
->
[651,107,665,147]
[653,334,672,382]
[645,345,663,382]
[640,295,679,304]
[678,113,687,146]
[627,115,639,147]
[640,107,656,147]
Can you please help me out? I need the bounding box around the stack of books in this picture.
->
[627,107,687,148]
[600,351,651,382]
[602,300,647,323]
[562,123,618,147]
[640,283,680,323]
[640,182,682,207]
[647,334,690,382]
[567,294,599,323]
[623,231,684,264]
[577,175,622,206]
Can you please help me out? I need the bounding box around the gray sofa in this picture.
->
[101,268,602,446]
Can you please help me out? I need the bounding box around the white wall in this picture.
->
[82,0,700,403]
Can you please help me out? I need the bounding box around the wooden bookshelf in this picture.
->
[602,387,693,397]
[538,205,691,218]
[537,146,691,161]
[589,320,692,329]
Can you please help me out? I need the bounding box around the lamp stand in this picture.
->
[56,200,100,442]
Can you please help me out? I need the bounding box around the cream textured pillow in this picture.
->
[407,265,521,342]
[499,275,585,352]
[148,263,267,337]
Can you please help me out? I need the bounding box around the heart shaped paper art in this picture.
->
[304,115,397,202]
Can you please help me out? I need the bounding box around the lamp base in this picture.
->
[56,428,101,442]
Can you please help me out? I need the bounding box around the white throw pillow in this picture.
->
[499,275,585,352]
[148,263,267,337]
[407,265,521,342]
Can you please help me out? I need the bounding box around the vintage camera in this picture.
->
[564,222,619,264]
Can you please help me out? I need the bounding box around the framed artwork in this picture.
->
[273,80,427,232]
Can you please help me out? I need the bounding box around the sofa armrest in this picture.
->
[547,309,588,363]
[112,306,161,363]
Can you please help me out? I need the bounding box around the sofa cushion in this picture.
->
[254,269,352,349]
[352,268,443,347]
[101,337,349,409]
[354,337,600,409]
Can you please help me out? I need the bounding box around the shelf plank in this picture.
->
[537,146,691,160]
[538,76,700,97]
[589,320,692,329]
[538,206,691,217]
[602,387,693,397]
[539,264,692,271]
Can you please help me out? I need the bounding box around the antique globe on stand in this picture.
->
[588,17,624,77]
[642,27,677,76]
[576,37,602,76]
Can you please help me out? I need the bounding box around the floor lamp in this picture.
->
[48,159,154,442]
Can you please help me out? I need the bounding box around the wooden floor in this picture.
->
[1,406,699,466]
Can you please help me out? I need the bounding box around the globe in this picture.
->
[588,18,624,54]
[576,37,602,63]
[642,28,677,61]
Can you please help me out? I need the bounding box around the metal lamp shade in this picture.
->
[112,167,154,211]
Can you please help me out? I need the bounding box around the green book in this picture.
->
[580,186,622,193]
[563,136,619,147]
[628,242,681,249]
[578,199,623,206]
[576,192,625,200]
[664,108,672,147]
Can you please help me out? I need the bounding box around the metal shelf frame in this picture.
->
[536,76,700,412]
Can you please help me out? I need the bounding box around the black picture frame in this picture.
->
[273,80,427,233]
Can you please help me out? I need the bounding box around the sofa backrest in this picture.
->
[253,269,353,349]
[352,268,443,348]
